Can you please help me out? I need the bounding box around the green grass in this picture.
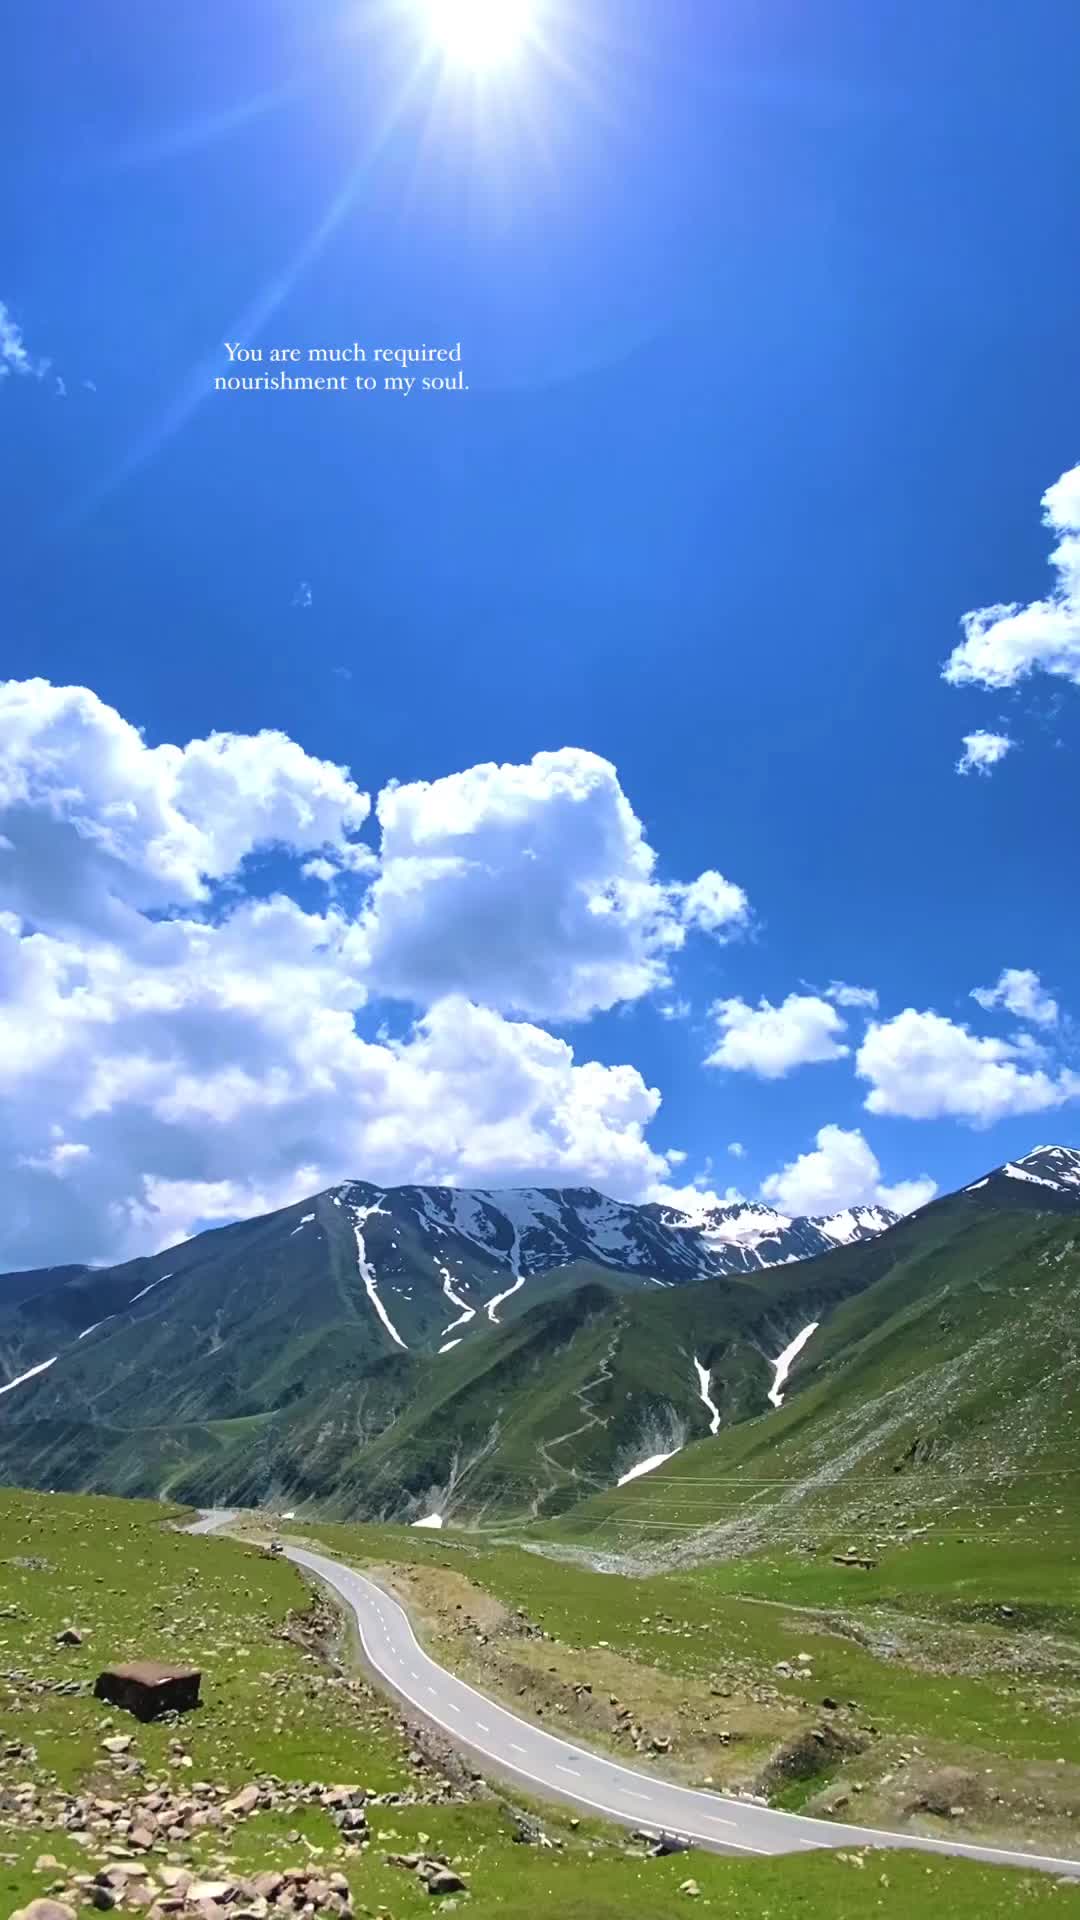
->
[2,1488,1078,1917]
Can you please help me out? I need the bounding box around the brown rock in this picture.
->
[223,1784,261,1817]
[94,1664,201,1722]
[11,1904,77,1920]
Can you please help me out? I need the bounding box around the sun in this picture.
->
[419,0,538,70]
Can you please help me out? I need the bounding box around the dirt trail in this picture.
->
[532,1325,622,1514]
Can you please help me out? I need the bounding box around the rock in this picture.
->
[129,1827,156,1851]
[223,1784,261,1817]
[425,1869,466,1895]
[250,1875,283,1901]
[95,1664,201,1722]
[102,1736,134,1755]
[10,1904,77,1920]
[90,1890,117,1911]
[56,1628,84,1646]
[185,1884,233,1906]
[678,1881,701,1898]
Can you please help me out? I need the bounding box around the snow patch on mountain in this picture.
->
[129,1272,171,1304]
[437,1261,475,1333]
[0,1354,57,1396]
[694,1356,721,1434]
[768,1321,819,1407]
[350,1203,408,1349]
[617,1448,680,1486]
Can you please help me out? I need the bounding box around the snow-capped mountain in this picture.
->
[964,1145,1080,1201]
[691,1199,898,1269]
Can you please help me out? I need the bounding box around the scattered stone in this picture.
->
[678,1880,701,1898]
[56,1628,84,1647]
[102,1737,134,1756]
[11,1904,76,1920]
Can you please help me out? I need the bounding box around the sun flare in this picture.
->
[419,0,537,70]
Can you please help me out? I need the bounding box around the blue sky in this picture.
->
[1,0,1079,1267]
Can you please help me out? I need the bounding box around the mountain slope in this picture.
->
[0,1148,1076,1524]
[552,1187,1080,1566]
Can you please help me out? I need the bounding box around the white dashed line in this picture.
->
[510,1743,527,1756]
[476,1722,490,1734]
[556,1765,580,1777]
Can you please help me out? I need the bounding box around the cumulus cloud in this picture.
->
[727,1140,746,1159]
[956,730,1013,777]
[856,1007,1079,1125]
[760,1124,936,1218]
[0,683,739,1268]
[360,749,749,1021]
[668,869,750,936]
[0,300,49,382]
[706,993,848,1078]
[944,464,1080,691]
[971,967,1059,1029]
[0,680,373,936]
[826,981,879,1010]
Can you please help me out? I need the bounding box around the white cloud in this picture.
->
[956,730,1014,777]
[0,684,740,1268]
[668,869,750,937]
[706,993,848,1078]
[971,967,1059,1029]
[760,1124,936,1218]
[727,1140,746,1159]
[856,1007,1080,1125]
[0,679,372,936]
[0,300,49,383]
[360,749,749,1021]
[826,981,879,1010]
[944,464,1080,691]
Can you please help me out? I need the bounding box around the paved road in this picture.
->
[189,1511,1080,1877]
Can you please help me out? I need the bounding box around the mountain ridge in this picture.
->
[0,1145,1076,1526]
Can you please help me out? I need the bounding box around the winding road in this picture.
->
[188,1511,1080,1878]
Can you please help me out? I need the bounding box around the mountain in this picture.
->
[558,1157,1080,1567]
[0,1149,1075,1525]
[0,1180,898,1378]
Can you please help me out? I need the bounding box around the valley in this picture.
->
[1,1148,1079,1911]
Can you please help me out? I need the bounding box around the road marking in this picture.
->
[476,1721,490,1734]
[410,1670,419,1681]
[624,1790,653,1802]
[556,1765,580,1777]
[510,1743,527,1756]
[427,1686,437,1697]
[447,1701,461,1713]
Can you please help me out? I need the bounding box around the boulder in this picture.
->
[95,1663,201,1721]
[11,1904,76,1920]
[424,1868,466,1895]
